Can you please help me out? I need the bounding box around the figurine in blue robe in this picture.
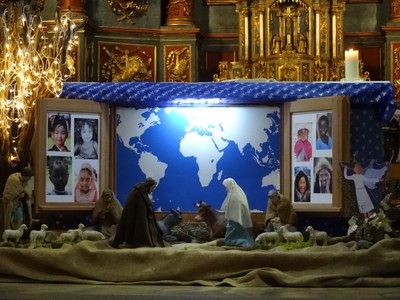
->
[221,178,255,248]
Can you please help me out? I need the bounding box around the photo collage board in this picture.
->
[45,111,100,204]
[291,110,333,204]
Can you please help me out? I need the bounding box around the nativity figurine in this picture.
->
[92,188,123,238]
[2,167,34,231]
[264,190,297,232]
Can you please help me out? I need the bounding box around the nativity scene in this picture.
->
[1,0,400,290]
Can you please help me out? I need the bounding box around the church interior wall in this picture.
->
[39,0,393,82]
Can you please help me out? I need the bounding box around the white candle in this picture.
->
[345,49,359,81]
[287,34,291,44]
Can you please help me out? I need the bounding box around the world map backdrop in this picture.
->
[115,106,281,212]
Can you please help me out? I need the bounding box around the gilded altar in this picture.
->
[214,0,347,82]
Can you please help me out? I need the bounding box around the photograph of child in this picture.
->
[74,118,99,159]
[48,113,71,152]
[74,162,98,203]
[293,122,312,162]
[46,156,72,196]
[313,157,333,194]
[293,167,311,202]
[316,113,332,150]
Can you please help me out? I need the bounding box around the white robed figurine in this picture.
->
[342,160,389,221]
[221,178,255,248]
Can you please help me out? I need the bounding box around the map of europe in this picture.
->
[115,106,280,212]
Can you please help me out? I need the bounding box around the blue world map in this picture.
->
[115,106,281,212]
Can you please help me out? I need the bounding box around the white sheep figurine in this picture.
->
[270,217,283,232]
[255,231,281,244]
[305,226,328,246]
[76,223,105,241]
[81,230,106,241]
[278,225,304,243]
[2,224,28,243]
[347,215,358,236]
[270,217,297,233]
[59,229,79,243]
[29,224,48,248]
[76,223,86,240]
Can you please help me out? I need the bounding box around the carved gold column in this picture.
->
[394,45,400,100]
[329,1,345,81]
[332,11,337,59]
[259,6,265,58]
[251,6,261,60]
[390,0,400,22]
[236,6,250,61]
[244,9,250,60]
[166,0,195,26]
[314,5,320,57]
[337,11,344,59]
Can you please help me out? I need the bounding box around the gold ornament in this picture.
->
[107,0,149,24]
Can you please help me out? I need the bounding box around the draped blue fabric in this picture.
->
[61,81,396,123]
[60,80,396,159]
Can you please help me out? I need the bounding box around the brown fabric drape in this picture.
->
[1,238,400,287]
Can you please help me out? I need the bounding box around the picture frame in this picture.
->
[282,95,350,212]
[34,98,112,211]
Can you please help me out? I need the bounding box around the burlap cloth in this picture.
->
[1,238,399,287]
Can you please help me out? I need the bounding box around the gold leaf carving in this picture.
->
[166,47,190,82]
[107,0,149,24]
[280,63,298,81]
[101,46,152,82]
[393,46,400,98]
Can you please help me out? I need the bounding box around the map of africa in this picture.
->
[115,106,280,212]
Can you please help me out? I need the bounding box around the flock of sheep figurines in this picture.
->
[2,223,105,248]
[255,217,329,246]
[1,220,329,250]
[1,219,329,249]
